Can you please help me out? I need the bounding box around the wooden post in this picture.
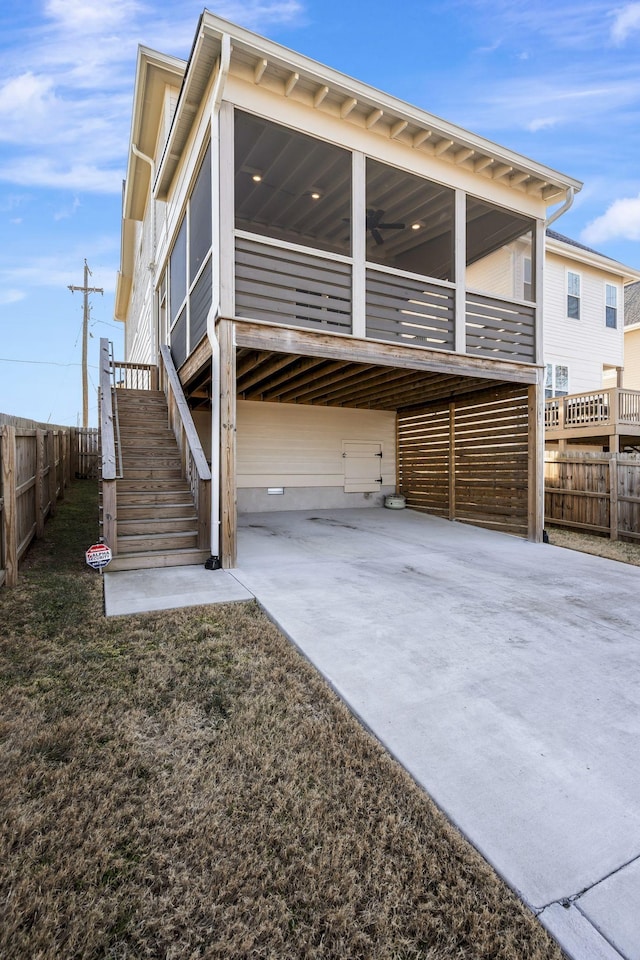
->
[102,479,117,552]
[448,401,456,521]
[218,318,237,568]
[1,425,18,587]
[36,429,45,538]
[528,382,544,542]
[47,431,57,517]
[610,454,619,541]
[454,189,466,354]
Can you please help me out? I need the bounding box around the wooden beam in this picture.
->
[233,320,539,385]
[218,319,237,568]
[366,108,383,129]
[412,129,432,148]
[455,148,474,165]
[492,163,513,181]
[390,119,408,139]
[236,352,299,393]
[240,354,327,398]
[340,97,357,119]
[449,402,456,521]
[284,71,299,97]
[474,156,493,173]
[313,84,329,108]
[434,138,453,156]
[253,58,268,83]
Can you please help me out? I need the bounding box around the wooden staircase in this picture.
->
[105,389,210,571]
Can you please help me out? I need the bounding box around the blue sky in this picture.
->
[1,0,639,425]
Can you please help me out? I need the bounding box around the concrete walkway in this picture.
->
[104,507,640,959]
[231,508,640,960]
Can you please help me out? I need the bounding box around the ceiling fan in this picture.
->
[366,208,405,245]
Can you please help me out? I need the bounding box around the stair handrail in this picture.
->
[99,339,118,550]
[159,346,211,551]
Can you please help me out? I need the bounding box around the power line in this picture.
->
[0,358,99,369]
[68,260,103,428]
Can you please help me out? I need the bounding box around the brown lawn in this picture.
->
[0,482,563,959]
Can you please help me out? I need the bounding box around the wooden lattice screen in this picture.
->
[397,384,530,537]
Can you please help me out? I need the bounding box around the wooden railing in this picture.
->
[545,388,640,433]
[112,359,158,390]
[235,235,352,334]
[465,292,535,363]
[366,268,455,350]
[99,339,118,551]
[159,345,211,550]
[0,421,73,588]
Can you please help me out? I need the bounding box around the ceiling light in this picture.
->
[310,190,321,200]
[411,222,422,230]
[252,173,262,182]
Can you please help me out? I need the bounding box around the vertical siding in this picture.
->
[237,400,396,488]
[544,252,624,393]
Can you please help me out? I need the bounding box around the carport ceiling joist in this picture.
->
[233,348,505,411]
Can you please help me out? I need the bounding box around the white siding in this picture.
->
[237,400,396,489]
[624,329,640,390]
[543,251,624,394]
[466,246,513,299]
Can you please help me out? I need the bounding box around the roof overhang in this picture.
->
[155,10,582,204]
[546,235,640,284]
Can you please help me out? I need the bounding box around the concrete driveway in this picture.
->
[232,507,640,960]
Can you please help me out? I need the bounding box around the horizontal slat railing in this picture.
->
[159,346,211,550]
[366,268,455,350]
[235,235,352,334]
[466,292,535,363]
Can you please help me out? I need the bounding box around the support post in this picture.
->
[47,431,57,517]
[610,455,619,541]
[218,318,237,567]
[1,426,18,587]
[454,189,466,354]
[528,381,544,542]
[351,151,366,339]
[448,402,456,521]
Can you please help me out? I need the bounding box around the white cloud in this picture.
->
[0,289,26,305]
[611,2,640,43]
[581,194,640,243]
[526,116,559,132]
[0,158,122,194]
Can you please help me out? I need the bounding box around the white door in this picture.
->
[343,441,383,493]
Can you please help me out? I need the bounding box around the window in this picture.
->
[466,197,534,300]
[365,159,454,280]
[234,111,352,256]
[605,283,618,328]
[567,271,580,319]
[545,363,569,398]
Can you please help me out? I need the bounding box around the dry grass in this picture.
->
[1,483,563,960]
[546,524,640,566]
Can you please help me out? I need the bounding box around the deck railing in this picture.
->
[545,388,640,433]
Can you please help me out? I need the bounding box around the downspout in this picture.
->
[205,32,231,566]
[545,186,575,227]
[131,143,157,360]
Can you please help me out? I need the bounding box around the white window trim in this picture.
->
[566,269,581,320]
[545,362,569,398]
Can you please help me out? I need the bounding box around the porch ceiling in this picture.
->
[185,345,508,413]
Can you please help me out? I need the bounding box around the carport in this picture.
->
[231,505,640,960]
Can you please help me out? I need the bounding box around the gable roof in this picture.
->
[545,229,640,284]
[154,10,581,204]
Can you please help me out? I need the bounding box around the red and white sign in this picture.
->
[85,542,112,570]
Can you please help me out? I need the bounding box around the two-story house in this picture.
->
[107,11,580,570]
[543,232,640,452]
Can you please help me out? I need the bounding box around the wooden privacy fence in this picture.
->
[0,422,97,588]
[545,451,640,542]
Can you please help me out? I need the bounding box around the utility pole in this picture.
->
[69,260,103,428]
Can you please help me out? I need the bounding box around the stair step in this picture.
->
[118,516,198,536]
[122,468,184,481]
[117,502,196,519]
[117,479,192,493]
[120,456,183,469]
[117,531,199,554]
[107,548,211,572]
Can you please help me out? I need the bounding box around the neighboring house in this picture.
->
[543,232,640,451]
[111,11,581,569]
[623,281,640,391]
